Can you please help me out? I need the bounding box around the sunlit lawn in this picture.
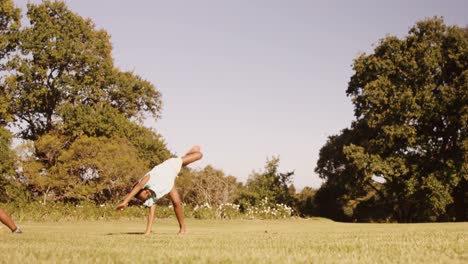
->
[0,218,466,263]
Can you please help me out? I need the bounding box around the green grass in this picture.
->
[0,218,466,263]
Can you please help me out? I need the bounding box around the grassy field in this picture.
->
[0,218,466,263]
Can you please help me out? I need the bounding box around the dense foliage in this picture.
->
[0,0,170,203]
[316,17,467,222]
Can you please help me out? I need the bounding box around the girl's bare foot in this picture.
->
[188,145,201,153]
[178,227,186,235]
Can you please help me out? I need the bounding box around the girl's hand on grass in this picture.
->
[116,202,128,211]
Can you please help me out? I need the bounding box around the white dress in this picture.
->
[142,157,183,207]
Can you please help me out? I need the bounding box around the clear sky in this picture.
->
[14,0,467,189]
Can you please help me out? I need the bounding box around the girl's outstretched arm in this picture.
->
[116,175,150,210]
[144,204,156,235]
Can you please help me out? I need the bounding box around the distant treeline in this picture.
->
[1,1,466,222]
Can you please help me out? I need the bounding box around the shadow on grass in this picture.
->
[105,232,144,235]
[105,232,179,236]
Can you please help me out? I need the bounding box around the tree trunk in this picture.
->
[453,179,466,221]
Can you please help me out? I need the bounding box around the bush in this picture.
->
[245,197,293,219]
[218,203,241,219]
[193,203,216,219]
[1,199,294,222]
[0,202,148,221]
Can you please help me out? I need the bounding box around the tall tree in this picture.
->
[3,1,170,203]
[316,17,467,222]
[4,1,162,140]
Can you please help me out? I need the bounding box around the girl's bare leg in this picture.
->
[181,145,203,166]
[169,187,186,234]
[186,145,201,154]
[0,208,18,232]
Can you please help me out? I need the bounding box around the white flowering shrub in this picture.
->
[155,205,174,218]
[245,197,293,219]
[193,203,216,219]
[218,203,241,219]
[275,203,294,218]
[187,199,292,220]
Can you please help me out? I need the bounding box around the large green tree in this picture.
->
[4,1,162,140]
[1,1,170,203]
[316,17,467,222]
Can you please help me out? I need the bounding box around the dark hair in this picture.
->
[134,185,155,202]
[135,188,145,199]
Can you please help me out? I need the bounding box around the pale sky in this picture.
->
[14,0,467,189]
